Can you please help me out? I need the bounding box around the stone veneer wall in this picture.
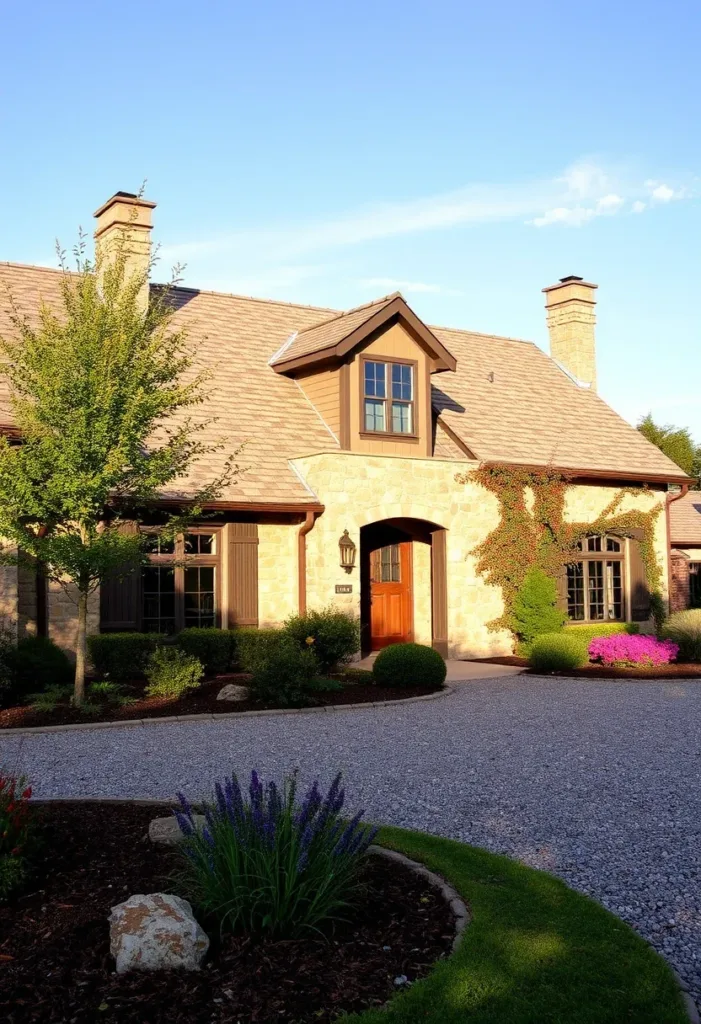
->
[47,580,100,660]
[291,452,669,659]
[0,544,18,638]
[258,523,298,627]
[17,559,38,638]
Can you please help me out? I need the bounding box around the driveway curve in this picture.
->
[2,674,700,1010]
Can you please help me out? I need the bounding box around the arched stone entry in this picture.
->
[359,517,447,656]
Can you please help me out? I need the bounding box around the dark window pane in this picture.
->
[143,595,160,618]
[199,566,214,590]
[184,567,199,592]
[364,361,386,398]
[160,567,175,592]
[606,537,621,552]
[607,560,623,619]
[587,560,605,619]
[567,562,585,620]
[143,567,160,591]
[391,363,412,401]
[199,534,214,554]
[587,536,602,552]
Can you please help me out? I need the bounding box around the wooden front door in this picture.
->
[369,542,413,649]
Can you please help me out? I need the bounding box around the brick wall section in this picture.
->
[17,559,38,638]
[670,551,691,612]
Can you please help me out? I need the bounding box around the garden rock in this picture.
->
[109,893,209,973]
[216,683,250,702]
[148,814,206,846]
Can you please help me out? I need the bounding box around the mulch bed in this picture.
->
[0,675,444,730]
[0,802,455,1023]
[468,655,701,679]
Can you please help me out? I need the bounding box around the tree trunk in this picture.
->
[74,588,88,705]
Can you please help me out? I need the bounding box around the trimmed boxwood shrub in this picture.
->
[284,607,360,674]
[660,609,701,662]
[176,628,234,675]
[232,628,287,673]
[529,633,587,672]
[87,632,159,682]
[564,622,639,647]
[372,643,446,689]
[12,636,73,699]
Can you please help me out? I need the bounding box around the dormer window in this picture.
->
[362,358,415,436]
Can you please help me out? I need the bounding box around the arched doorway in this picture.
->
[359,518,447,656]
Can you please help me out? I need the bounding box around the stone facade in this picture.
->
[670,550,691,613]
[288,451,670,658]
[47,580,100,660]
[258,522,298,627]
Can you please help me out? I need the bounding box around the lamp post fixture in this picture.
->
[339,530,356,573]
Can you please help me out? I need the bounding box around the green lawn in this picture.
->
[346,827,688,1024]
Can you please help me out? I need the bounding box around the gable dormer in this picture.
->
[272,293,456,457]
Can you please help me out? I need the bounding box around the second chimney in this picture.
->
[543,275,598,390]
[93,191,156,311]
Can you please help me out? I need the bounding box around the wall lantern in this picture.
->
[339,530,357,573]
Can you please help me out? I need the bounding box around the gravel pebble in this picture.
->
[3,675,700,1012]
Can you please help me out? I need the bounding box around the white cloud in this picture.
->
[358,277,462,296]
[159,159,695,276]
[650,183,675,202]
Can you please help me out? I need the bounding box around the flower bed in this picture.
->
[0,671,444,731]
[0,801,453,1023]
[589,633,679,668]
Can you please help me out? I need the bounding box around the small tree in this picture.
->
[637,413,701,484]
[512,567,566,649]
[0,227,236,703]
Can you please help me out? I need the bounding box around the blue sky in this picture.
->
[2,0,699,438]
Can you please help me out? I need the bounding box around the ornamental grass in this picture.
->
[172,770,378,938]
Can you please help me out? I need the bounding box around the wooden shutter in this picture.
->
[431,528,448,658]
[99,521,140,631]
[228,523,259,627]
[628,528,651,622]
[555,561,569,613]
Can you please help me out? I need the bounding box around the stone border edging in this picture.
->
[368,844,469,954]
[2,684,455,737]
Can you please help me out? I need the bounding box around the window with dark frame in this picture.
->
[363,360,414,435]
[690,562,701,608]
[141,529,220,632]
[566,535,625,622]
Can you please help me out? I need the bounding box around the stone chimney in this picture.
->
[543,275,598,390]
[93,191,156,311]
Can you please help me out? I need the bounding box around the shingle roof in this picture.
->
[670,491,701,544]
[271,293,399,365]
[0,261,688,507]
[430,325,687,480]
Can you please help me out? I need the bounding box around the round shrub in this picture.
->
[176,628,234,675]
[372,643,446,689]
[233,628,287,673]
[529,633,587,672]
[284,608,360,674]
[145,646,204,699]
[249,639,318,706]
[11,636,72,700]
[660,609,701,662]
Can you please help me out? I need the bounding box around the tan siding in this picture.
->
[297,368,340,438]
[349,323,431,457]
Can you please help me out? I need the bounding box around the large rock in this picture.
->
[216,683,250,702]
[109,893,209,973]
[148,814,206,846]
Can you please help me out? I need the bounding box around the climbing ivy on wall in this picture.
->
[457,465,664,634]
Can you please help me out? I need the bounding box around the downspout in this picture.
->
[665,482,690,610]
[297,511,318,615]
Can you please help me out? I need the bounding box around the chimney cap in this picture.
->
[93,191,157,219]
[542,276,598,294]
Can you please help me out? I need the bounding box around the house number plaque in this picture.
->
[335,584,353,594]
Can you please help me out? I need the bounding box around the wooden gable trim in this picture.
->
[272,296,457,376]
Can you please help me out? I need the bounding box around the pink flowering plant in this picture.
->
[588,633,679,668]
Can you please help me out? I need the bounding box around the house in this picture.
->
[669,491,701,610]
[0,191,691,659]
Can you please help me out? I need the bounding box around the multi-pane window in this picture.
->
[363,360,414,435]
[566,535,625,622]
[690,563,701,608]
[370,544,401,583]
[141,529,219,632]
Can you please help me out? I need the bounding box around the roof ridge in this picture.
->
[0,260,73,276]
[295,291,401,336]
[162,282,337,315]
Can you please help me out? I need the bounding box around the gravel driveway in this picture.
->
[2,675,700,1010]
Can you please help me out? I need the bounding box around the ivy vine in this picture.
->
[458,465,664,634]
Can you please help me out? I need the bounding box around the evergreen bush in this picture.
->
[372,643,446,689]
[529,634,587,672]
[284,607,360,674]
[145,646,204,699]
[176,628,234,675]
[87,632,159,681]
[512,568,566,649]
